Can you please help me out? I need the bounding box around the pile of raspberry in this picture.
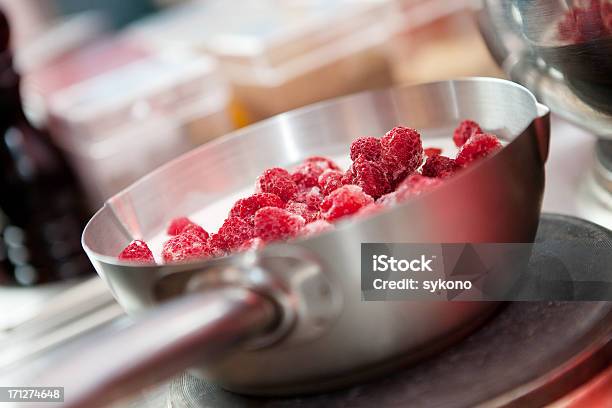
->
[557,0,612,43]
[118,120,501,264]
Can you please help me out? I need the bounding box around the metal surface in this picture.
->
[4,287,276,408]
[31,78,548,405]
[165,214,612,408]
[478,1,612,137]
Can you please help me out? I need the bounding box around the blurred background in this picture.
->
[3,0,500,206]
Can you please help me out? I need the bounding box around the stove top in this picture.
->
[160,214,611,408]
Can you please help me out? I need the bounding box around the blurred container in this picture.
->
[387,2,503,84]
[43,45,232,206]
[126,0,402,120]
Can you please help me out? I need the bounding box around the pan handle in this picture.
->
[5,287,278,408]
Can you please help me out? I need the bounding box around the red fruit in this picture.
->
[422,155,460,179]
[346,157,392,199]
[305,156,340,171]
[291,157,340,189]
[256,167,298,202]
[455,133,502,166]
[320,185,374,222]
[162,233,218,263]
[380,126,423,184]
[318,169,344,196]
[341,169,354,185]
[286,200,319,223]
[211,216,254,251]
[230,193,285,224]
[118,240,155,263]
[253,207,305,242]
[167,217,209,239]
[424,147,442,158]
[295,187,323,210]
[350,136,382,162]
[301,220,334,236]
[395,174,443,201]
[453,120,482,147]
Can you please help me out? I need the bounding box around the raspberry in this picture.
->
[181,223,209,240]
[558,1,610,42]
[395,174,443,201]
[320,185,374,222]
[286,200,319,223]
[341,169,354,185]
[422,155,460,179]
[345,157,391,199]
[380,126,423,184]
[256,167,298,202]
[350,136,382,161]
[305,156,340,171]
[162,233,218,263]
[229,193,285,224]
[455,133,502,166]
[318,169,344,196]
[167,217,191,235]
[253,207,305,242]
[238,237,265,252]
[291,157,340,189]
[301,220,334,236]
[453,120,482,147]
[424,147,442,158]
[210,216,254,251]
[295,187,323,210]
[118,240,155,263]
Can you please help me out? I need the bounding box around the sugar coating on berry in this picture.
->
[453,120,482,147]
[292,157,340,189]
[162,233,217,263]
[395,174,443,201]
[167,217,193,235]
[346,157,391,199]
[320,185,374,222]
[295,187,323,210]
[455,133,502,166]
[211,216,254,251]
[256,167,298,202]
[286,200,319,223]
[230,193,284,224]
[380,126,423,184]
[305,156,340,171]
[301,220,334,236]
[184,223,210,240]
[318,169,344,196]
[424,147,442,157]
[422,155,460,179]
[118,240,155,263]
[350,136,382,162]
[253,207,305,242]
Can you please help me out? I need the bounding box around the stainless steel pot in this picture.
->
[7,78,550,408]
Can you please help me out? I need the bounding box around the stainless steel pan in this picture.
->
[7,78,550,408]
